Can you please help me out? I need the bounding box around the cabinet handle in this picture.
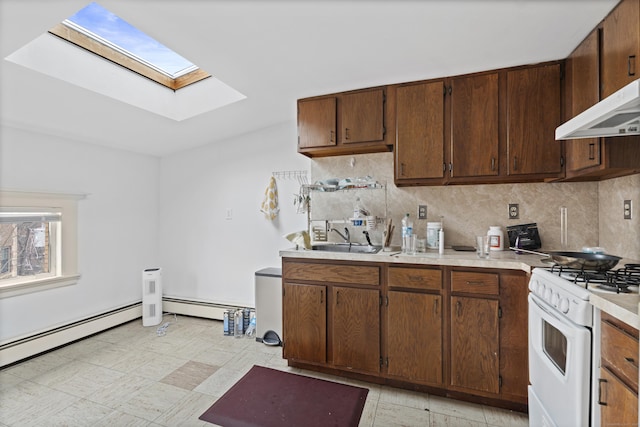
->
[491,157,495,171]
[330,130,335,143]
[625,356,639,369]
[629,55,636,77]
[456,300,462,317]
[466,281,485,286]
[320,290,323,304]
[433,298,439,315]
[408,275,424,282]
[598,378,608,406]
[336,290,340,305]
[345,128,350,140]
[400,163,405,177]
[589,143,595,160]
[513,156,518,171]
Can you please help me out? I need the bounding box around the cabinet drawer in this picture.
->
[601,318,639,391]
[283,262,379,286]
[388,267,442,290]
[451,271,499,295]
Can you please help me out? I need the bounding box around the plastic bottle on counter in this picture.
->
[439,227,444,254]
[401,213,413,253]
[488,226,504,251]
[427,222,441,249]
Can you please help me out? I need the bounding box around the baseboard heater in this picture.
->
[162,296,250,321]
[0,298,248,368]
[0,303,142,368]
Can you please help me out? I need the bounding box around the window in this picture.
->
[0,191,82,298]
[0,247,10,274]
[48,2,210,90]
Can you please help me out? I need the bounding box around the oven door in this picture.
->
[528,293,591,427]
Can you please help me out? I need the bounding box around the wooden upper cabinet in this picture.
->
[601,0,640,98]
[506,64,563,177]
[341,89,385,144]
[566,29,602,173]
[450,73,500,178]
[297,97,337,149]
[395,81,445,181]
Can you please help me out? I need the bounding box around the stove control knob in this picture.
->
[559,298,570,314]
[537,283,545,296]
[544,288,552,302]
[551,292,560,306]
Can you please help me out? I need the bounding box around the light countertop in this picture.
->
[590,293,639,329]
[280,247,549,273]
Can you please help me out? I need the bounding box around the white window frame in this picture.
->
[0,190,84,298]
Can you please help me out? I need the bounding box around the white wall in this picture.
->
[0,126,159,341]
[158,121,309,307]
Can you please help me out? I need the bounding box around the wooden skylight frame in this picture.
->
[48,22,210,91]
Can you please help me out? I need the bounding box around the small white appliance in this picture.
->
[142,268,162,326]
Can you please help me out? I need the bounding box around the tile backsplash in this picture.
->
[311,152,639,260]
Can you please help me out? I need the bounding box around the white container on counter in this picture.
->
[427,222,441,249]
[488,226,504,251]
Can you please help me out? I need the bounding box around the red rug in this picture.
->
[199,365,369,427]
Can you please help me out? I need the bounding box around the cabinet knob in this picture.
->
[330,130,335,143]
[589,143,595,160]
[629,55,636,77]
[345,128,350,140]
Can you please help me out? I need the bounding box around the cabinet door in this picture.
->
[450,73,499,178]
[298,97,337,149]
[332,286,380,373]
[599,367,639,427]
[506,64,563,176]
[450,296,500,394]
[387,291,442,384]
[283,282,327,364]
[395,81,445,180]
[601,0,640,98]
[566,29,602,172]
[341,89,385,144]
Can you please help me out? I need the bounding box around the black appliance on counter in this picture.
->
[507,223,541,250]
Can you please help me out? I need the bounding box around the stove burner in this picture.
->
[546,263,640,294]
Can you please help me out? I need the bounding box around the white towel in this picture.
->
[260,176,279,220]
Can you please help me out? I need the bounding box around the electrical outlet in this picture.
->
[624,200,632,220]
[418,205,427,220]
[509,203,519,219]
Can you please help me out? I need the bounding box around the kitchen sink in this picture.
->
[311,244,382,254]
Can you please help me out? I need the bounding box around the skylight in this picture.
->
[5,2,246,120]
[49,2,210,90]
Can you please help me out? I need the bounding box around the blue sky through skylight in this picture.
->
[67,2,195,77]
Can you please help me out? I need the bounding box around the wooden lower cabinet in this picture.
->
[332,286,380,373]
[387,291,443,384]
[282,282,326,364]
[282,258,528,410]
[450,295,500,393]
[598,313,639,426]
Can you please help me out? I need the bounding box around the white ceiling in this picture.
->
[0,0,619,157]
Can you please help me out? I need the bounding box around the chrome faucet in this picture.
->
[330,227,350,244]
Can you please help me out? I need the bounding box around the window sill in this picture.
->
[0,274,81,299]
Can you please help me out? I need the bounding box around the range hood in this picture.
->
[556,78,640,140]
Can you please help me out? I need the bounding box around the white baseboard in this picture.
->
[0,303,142,368]
[0,298,251,367]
